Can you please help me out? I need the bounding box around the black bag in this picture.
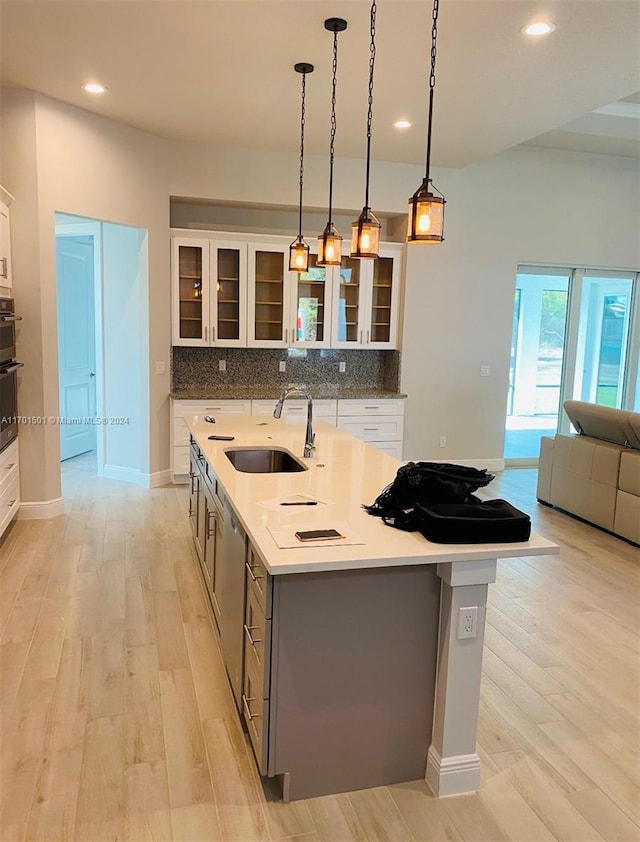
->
[414,499,531,544]
[363,461,495,531]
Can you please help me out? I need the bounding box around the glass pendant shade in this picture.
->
[289,236,309,272]
[317,223,343,267]
[350,209,381,258]
[407,180,445,243]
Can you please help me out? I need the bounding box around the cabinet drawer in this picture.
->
[0,471,19,537]
[245,544,271,618]
[244,582,271,695]
[242,653,270,775]
[173,399,251,418]
[373,441,403,459]
[337,399,404,417]
[337,416,404,442]
[173,446,190,476]
[251,399,337,418]
[0,440,19,497]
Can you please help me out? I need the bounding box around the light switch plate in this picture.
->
[155,361,165,375]
[480,365,491,377]
[219,359,226,372]
[279,361,286,372]
[339,361,346,373]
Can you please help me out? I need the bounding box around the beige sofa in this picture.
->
[537,401,640,546]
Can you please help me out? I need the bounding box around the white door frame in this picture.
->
[55,221,105,475]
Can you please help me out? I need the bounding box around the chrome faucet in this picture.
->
[273,385,315,457]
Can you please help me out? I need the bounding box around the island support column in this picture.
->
[426,558,497,797]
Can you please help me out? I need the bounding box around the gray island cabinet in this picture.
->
[186,415,557,801]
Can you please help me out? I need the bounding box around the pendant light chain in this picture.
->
[424,0,439,183]
[364,0,377,211]
[327,27,339,225]
[297,69,307,239]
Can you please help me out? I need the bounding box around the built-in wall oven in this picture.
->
[0,298,23,452]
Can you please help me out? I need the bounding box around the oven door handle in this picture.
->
[0,362,24,377]
[0,315,22,322]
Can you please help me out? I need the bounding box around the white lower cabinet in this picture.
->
[337,399,404,459]
[172,400,252,479]
[251,399,337,425]
[0,439,20,537]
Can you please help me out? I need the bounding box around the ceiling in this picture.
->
[1,0,639,169]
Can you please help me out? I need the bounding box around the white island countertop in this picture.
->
[186,414,558,575]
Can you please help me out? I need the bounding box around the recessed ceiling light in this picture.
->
[82,82,107,94]
[522,21,556,36]
[393,120,412,129]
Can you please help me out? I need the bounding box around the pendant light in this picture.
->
[289,62,314,272]
[351,0,380,259]
[317,17,347,268]
[407,0,446,244]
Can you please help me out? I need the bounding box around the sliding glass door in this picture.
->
[505,266,639,461]
[505,267,571,460]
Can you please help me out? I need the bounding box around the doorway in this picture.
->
[55,217,103,474]
[505,265,640,464]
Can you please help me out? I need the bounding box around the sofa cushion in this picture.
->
[619,451,640,497]
[564,400,639,448]
[614,490,640,545]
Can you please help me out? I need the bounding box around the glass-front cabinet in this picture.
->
[172,233,402,350]
[247,244,290,347]
[172,237,247,347]
[211,242,247,346]
[331,245,402,349]
[172,239,211,345]
[290,253,332,349]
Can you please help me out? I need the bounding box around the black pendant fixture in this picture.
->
[317,17,347,268]
[407,0,446,244]
[289,62,314,273]
[351,0,380,259]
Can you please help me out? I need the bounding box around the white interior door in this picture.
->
[56,236,97,461]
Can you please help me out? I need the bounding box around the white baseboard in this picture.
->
[425,746,481,797]
[150,469,173,488]
[103,465,173,488]
[103,464,145,485]
[403,457,505,473]
[19,497,65,520]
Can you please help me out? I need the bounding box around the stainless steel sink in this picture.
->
[225,448,307,473]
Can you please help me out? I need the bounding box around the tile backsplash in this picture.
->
[172,347,401,392]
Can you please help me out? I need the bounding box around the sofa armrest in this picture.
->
[537,436,555,503]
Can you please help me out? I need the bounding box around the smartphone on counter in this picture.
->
[295,529,345,542]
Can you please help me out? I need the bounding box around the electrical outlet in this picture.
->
[155,361,165,375]
[480,365,491,377]
[339,361,346,373]
[218,359,226,372]
[457,606,478,639]
[439,436,446,448]
[279,361,286,372]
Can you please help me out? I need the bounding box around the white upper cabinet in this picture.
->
[289,251,332,349]
[171,231,403,351]
[0,186,14,290]
[330,245,402,350]
[172,236,247,347]
[247,243,290,347]
[211,241,247,346]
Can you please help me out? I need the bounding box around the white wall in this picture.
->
[1,89,170,504]
[401,146,640,464]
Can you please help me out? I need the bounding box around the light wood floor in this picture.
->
[1,461,639,841]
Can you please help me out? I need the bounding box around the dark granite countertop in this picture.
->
[170,385,407,401]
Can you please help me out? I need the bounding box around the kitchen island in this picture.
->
[185,413,557,801]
